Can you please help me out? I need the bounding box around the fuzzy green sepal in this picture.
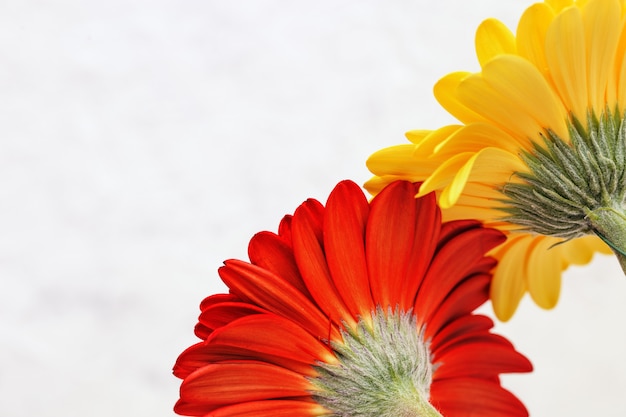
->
[311,307,441,417]
[500,109,626,268]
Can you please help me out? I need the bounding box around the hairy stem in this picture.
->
[587,206,626,273]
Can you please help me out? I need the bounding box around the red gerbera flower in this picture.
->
[173,180,532,417]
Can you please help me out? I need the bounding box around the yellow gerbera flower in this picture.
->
[365,0,625,321]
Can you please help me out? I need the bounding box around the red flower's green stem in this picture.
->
[400,389,443,417]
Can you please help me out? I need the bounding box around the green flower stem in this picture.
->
[398,387,443,417]
[416,402,443,417]
[587,206,626,273]
[412,402,442,417]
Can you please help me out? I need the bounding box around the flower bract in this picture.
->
[173,180,532,417]
[366,0,623,321]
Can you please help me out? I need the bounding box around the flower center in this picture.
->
[501,109,626,270]
[311,307,441,417]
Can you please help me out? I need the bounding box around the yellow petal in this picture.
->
[440,203,499,223]
[490,234,531,322]
[433,71,485,124]
[366,144,433,177]
[583,0,621,112]
[588,235,613,255]
[419,147,525,208]
[475,18,516,67]
[526,236,562,309]
[364,175,403,196]
[545,0,575,13]
[413,125,461,159]
[545,5,588,122]
[456,71,551,145]
[611,8,626,110]
[433,122,522,157]
[516,3,555,78]
[418,152,473,202]
[482,55,568,140]
[441,148,526,207]
[439,182,505,223]
[560,235,612,265]
[456,181,505,200]
[404,129,431,145]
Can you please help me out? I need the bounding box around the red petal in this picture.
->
[248,231,311,299]
[424,273,490,340]
[433,334,532,380]
[194,322,214,340]
[366,181,420,309]
[175,314,336,379]
[174,342,209,379]
[176,362,312,414]
[323,180,373,318]
[400,190,441,307]
[431,377,529,417]
[199,293,240,312]
[291,199,354,328]
[436,219,484,249]
[415,223,505,324]
[204,399,326,417]
[197,301,268,340]
[277,215,293,244]
[196,294,241,339]
[205,314,336,373]
[177,344,317,382]
[434,330,514,360]
[429,314,494,356]
[219,260,338,340]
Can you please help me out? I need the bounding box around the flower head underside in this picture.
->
[366,0,622,320]
[173,180,532,416]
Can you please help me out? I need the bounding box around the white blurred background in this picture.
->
[1,0,625,415]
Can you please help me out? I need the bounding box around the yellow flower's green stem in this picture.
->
[587,206,626,273]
